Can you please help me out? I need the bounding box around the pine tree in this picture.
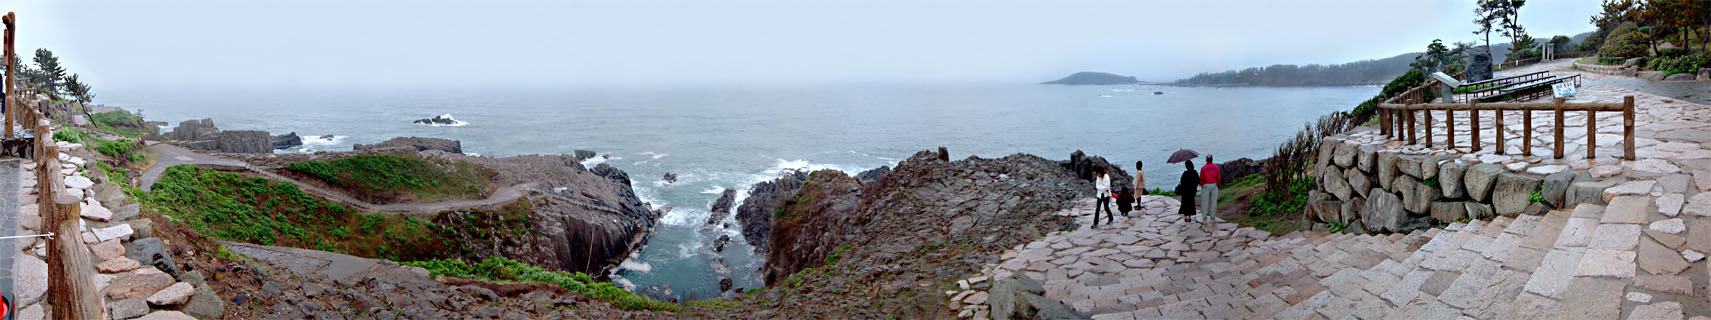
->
[63,73,93,103]
[32,48,65,96]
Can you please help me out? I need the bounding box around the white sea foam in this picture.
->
[579,154,609,167]
[640,151,669,160]
[618,259,653,273]
[700,186,725,194]
[288,134,347,154]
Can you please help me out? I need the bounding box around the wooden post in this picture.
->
[1471,103,1482,152]
[1554,98,1565,159]
[48,192,99,320]
[1426,109,1435,148]
[1587,110,1597,159]
[1624,96,1635,160]
[1494,107,1505,154]
[1523,109,1532,156]
[3,12,14,139]
[1407,110,1417,145]
[1442,109,1453,150]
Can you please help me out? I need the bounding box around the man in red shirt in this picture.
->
[1199,155,1221,226]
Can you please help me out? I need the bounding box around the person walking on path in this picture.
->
[1199,155,1222,232]
[1132,160,1147,206]
[1176,160,1199,220]
[1092,167,1115,228]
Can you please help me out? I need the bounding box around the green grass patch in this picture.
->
[285,154,493,204]
[143,165,458,261]
[94,138,147,164]
[1233,174,1313,234]
[402,256,679,312]
[89,110,151,138]
[1146,188,1177,197]
[53,127,91,144]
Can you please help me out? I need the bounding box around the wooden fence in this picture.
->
[1496,57,1542,70]
[4,11,104,320]
[1376,77,1636,160]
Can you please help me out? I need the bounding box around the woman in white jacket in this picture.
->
[1093,167,1114,228]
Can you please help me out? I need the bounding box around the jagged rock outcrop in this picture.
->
[271,132,303,150]
[573,150,598,161]
[354,137,463,154]
[161,119,274,154]
[1064,150,1134,192]
[1217,158,1262,185]
[706,188,737,225]
[745,149,1090,317]
[733,170,808,255]
[422,152,660,275]
[856,166,891,183]
[414,114,460,125]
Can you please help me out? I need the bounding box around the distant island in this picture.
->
[1041,71,1139,85]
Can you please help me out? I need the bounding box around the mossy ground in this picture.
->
[283,154,495,204]
[89,109,152,138]
[145,165,462,261]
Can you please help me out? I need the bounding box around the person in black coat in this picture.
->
[1177,160,1200,218]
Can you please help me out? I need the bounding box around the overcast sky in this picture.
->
[7,0,1600,89]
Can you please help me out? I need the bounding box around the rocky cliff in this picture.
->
[730,149,1111,317]
[420,152,661,275]
[161,119,276,154]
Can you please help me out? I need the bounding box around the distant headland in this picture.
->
[1040,71,1139,85]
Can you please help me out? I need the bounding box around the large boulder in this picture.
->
[1492,172,1543,216]
[990,276,1090,320]
[1539,172,1575,208]
[1396,156,1424,179]
[1361,190,1406,233]
[1399,175,1439,214]
[1465,202,1496,220]
[1356,145,1379,173]
[1699,68,1711,81]
[1317,142,1337,173]
[1308,191,1341,223]
[1431,201,1468,223]
[1566,178,1624,208]
[1639,71,1668,81]
[1468,52,1493,81]
[1377,152,1400,189]
[1464,164,1504,202]
[353,137,463,154]
[1664,73,1697,81]
[1339,199,1364,225]
[1323,168,1353,201]
[1347,167,1372,198]
[1332,143,1357,168]
[1439,161,1468,199]
[856,166,892,183]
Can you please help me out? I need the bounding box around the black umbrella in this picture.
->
[1166,149,1199,163]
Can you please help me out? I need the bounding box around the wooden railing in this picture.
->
[1377,95,1637,160]
[5,11,104,320]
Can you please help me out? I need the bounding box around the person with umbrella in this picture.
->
[1168,149,1201,224]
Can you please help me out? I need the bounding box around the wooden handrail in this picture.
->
[1376,96,1636,160]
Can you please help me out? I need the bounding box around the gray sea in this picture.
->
[104,83,1377,301]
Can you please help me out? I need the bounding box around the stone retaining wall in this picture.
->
[1574,62,1637,77]
[1307,135,1622,234]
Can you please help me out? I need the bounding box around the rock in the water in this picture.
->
[216,130,273,154]
[662,173,678,184]
[1464,163,1504,202]
[412,114,461,125]
[573,149,598,161]
[719,278,734,292]
[353,136,463,154]
[1492,172,1543,216]
[706,188,737,225]
[271,132,303,150]
[1439,161,1467,198]
[712,234,732,253]
[1362,190,1405,233]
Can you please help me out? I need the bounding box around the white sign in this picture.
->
[1553,82,1576,98]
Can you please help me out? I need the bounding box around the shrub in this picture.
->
[52,127,88,144]
[402,256,679,312]
[1597,23,1648,59]
[1646,52,1711,75]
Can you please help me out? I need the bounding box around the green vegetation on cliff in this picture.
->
[89,109,151,138]
[285,154,494,204]
[145,165,460,261]
[402,256,679,312]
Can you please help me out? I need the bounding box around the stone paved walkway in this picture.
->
[940,60,1711,319]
